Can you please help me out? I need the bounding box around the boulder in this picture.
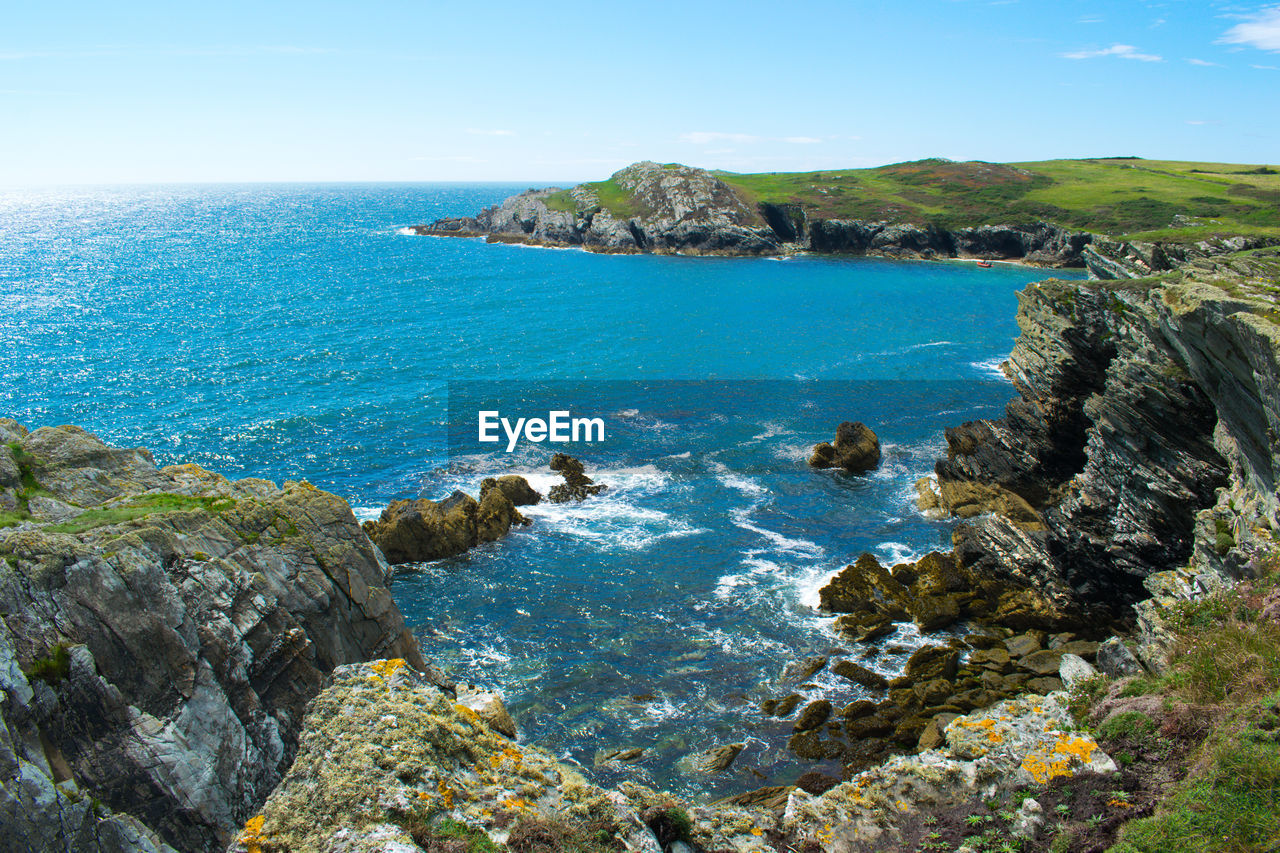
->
[547,453,608,503]
[1057,654,1098,688]
[794,700,833,732]
[456,685,518,739]
[1095,637,1145,677]
[904,646,960,682]
[480,474,542,506]
[363,487,525,563]
[831,659,889,690]
[809,421,881,473]
[680,742,745,773]
[781,656,827,683]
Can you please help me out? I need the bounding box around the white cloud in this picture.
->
[1187,58,1220,66]
[783,136,823,144]
[1078,16,1104,24]
[1063,43,1163,61]
[465,128,515,137]
[680,131,760,145]
[1252,63,1280,69]
[1221,6,1280,52]
[1186,120,1207,125]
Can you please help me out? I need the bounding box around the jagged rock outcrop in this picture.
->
[413,161,1096,263]
[415,161,780,256]
[480,474,541,507]
[1082,234,1280,279]
[808,421,881,474]
[931,248,1280,630]
[0,421,426,852]
[547,453,607,503]
[362,485,527,563]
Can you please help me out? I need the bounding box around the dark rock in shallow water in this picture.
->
[809,421,881,473]
[831,659,889,690]
[362,486,525,563]
[793,699,833,732]
[679,742,745,773]
[904,646,961,682]
[547,453,608,503]
[480,474,542,506]
[782,656,828,683]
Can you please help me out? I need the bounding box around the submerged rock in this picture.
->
[547,453,608,503]
[362,485,526,563]
[679,742,745,774]
[808,421,881,474]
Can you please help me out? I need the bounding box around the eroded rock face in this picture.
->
[480,474,541,507]
[809,422,881,474]
[0,423,425,852]
[362,486,526,563]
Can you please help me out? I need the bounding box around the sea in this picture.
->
[0,183,1087,799]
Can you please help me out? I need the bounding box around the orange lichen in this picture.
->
[369,659,406,680]
[987,730,1005,744]
[750,827,763,837]
[1108,798,1133,809]
[438,779,454,808]
[454,705,483,727]
[239,815,266,853]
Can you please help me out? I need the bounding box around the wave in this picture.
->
[972,356,1011,381]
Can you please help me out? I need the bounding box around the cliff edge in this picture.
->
[0,422,427,852]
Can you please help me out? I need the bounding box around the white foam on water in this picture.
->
[875,541,922,565]
[709,461,766,496]
[714,553,784,599]
[751,421,792,441]
[972,356,1011,380]
[730,507,824,557]
[351,506,383,523]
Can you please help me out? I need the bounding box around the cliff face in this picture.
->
[0,422,427,852]
[927,248,1280,643]
[416,161,1094,263]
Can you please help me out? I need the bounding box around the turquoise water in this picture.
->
[0,184,1085,797]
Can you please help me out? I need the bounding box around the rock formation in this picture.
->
[362,481,530,563]
[413,161,1096,263]
[808,421,881,473]
[0,420,426,852]
[927,251,1280,634]
[547,453,607,503]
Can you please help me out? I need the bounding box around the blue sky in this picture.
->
[2,1,1278,183]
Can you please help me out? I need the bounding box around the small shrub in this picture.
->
[1098,711,1157,742]
[26,643,72,684]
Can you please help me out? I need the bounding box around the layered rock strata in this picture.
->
[0,421,425,852]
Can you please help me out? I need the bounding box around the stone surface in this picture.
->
[1057,653,1098,687]
[479,474,541,506]
[362,487,525,564]
[546,453,608,503]
[831,659,888,690]
[0,424,425,852]
[809,422,881,474]
[1095,636,1145,678]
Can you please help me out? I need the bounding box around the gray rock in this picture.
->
[831,659,889,689]
[781,656,827,683]
[793,700,833,732]
[1011,797,1044,839]
[680,742,745,773]
[0,423,425,852]
[1058,653,1098,687]
[809,422,881,474]
[1096,636,1145,678]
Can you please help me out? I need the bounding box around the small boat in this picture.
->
[975,260,993,268]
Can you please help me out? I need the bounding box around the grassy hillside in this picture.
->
[554,158,1280,242]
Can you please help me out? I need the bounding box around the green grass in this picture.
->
[1094,556,1280,851]
[542,189,578,213]
[566,157,1280,241]
[46,493,236,535]
[24,643,72,684]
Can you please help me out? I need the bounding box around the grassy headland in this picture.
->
[550,158,1280,242]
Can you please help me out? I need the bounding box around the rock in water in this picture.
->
[0,422,426,852]
[680,742,745,773]
[362,486,526,563]
[809,421,881,473]
[480,474,542,506]
[547,453,607,502]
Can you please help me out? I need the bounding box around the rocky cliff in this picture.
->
[922,247,1280,647]
[414,161,1095,264]
[0,421,427,852]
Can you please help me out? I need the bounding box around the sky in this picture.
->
[2,0,1278,184]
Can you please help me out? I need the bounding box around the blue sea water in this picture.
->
[0,184,1086,797]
